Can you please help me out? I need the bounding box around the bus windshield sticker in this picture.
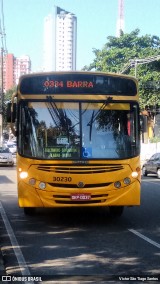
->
[82,147,92,158]
[57,137,68,145]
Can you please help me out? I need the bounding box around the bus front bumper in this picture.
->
[18,179,140,208]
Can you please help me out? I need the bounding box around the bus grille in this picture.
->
[48,182,111,188]
[37,164,123,174]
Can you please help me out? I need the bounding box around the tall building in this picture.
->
[14,55,31,85]
[43,6,77,71]
[3,54,14,91]
[2,54,31,91]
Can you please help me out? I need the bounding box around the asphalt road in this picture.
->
[0,166,160,283]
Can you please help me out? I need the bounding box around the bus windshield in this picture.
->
[18,101,140,159]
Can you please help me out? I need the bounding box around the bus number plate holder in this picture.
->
[71,193,91,201]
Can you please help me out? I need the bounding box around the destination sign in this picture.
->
[19,73,137,96]
[43,80,94,89]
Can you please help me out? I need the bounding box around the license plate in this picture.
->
[71,193,91,201]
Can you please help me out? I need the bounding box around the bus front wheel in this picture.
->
[24,207,35,216]
[109,206,124,217]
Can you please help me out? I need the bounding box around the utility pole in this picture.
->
[0,0,7,146]
[0,47,4,146]
[0,0,8,146]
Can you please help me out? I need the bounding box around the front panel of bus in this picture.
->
[16,72,141,209]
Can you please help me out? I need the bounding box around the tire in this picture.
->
[109,206,124,217]
[157,169,160,179]
[8,163,14,167]
[142,166,148,176]
[24,207,36,216]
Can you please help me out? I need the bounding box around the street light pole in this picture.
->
[0,47,4,146]
[121,55,160,77]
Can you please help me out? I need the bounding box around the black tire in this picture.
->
[157,169,160,179]
[8,163,14,167]
[109,206,124,217]
[24,207,36,216]
[142,166,148,176]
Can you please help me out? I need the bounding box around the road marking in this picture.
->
[0,200,34,283]
[143,181,160,185]
[129,229,160,249]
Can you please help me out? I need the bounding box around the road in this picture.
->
[0,166,160,283]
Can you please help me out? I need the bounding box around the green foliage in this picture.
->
[3,86,17,127]
[4,86,17,103]
[149,136,160,143]
[83,29,160,109]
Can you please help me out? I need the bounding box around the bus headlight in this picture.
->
[29,178,36,185]
[123,177,131,185]
[131,171,138,178]
[39,182,46,190]
[19,171,28,179]
[114,181,121,188]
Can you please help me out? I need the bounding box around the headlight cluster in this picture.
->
[19,169,46,190]
[29,178,46,190]
[114,177,131,189]
[114,170,139,189]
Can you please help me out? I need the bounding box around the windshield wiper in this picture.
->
[87,97,113,141]
[46,96,70,142]
[46,96,67,127]
[87,97,113,127]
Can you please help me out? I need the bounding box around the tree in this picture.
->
[3,86,16,128]
[83,29,160,109]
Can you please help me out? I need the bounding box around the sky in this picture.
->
[2,0,160,72]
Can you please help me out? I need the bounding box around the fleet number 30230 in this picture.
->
[53,177,72,182]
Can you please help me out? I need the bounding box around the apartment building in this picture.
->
[1,54,31,91]
[43,6,77,71]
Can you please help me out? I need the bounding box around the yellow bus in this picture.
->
[8,71,141,216]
